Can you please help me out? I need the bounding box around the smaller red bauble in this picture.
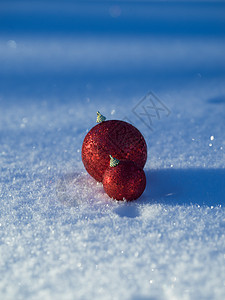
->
[102,156,146,201]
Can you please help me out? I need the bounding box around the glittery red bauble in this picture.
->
[102,160,146,201]
[82,120,147,182]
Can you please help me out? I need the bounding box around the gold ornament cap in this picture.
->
[97,111,106,123]
[109,155,120,167]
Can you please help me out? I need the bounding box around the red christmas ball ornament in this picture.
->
[102,155,146,201]
[82,112,147,182]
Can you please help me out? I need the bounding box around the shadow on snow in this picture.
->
[140,168,225,207]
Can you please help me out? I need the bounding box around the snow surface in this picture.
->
[1,1,225,300]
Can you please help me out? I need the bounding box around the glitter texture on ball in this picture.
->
[82,112,147,182]
[102,156,146,201]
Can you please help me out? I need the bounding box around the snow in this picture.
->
[1,1,225,300]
